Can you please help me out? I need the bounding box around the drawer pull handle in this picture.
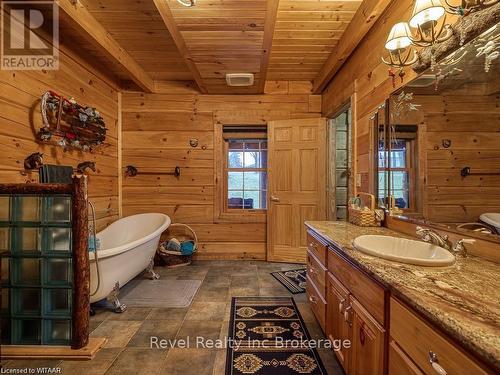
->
[309,296,318,304]
[344,305,352,326]
[309,267,317,275]
[309,242,318,249]
[429,351,447,375]
[338,299,346,313]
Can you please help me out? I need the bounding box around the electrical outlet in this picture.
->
[356,173,362,187]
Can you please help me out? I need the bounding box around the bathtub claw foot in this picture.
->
[146,259,160,280]
[107,282,127,313]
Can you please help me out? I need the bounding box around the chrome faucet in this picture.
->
[416,226,452,250]
[416,226,476,257]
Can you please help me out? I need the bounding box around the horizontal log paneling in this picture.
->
[196,243,266,260]
[0,39,119,231]
[122,84,321,259]
[123,204,214,223]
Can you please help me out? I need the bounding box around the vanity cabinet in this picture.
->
[307,230,386,375]
[306,228,495,375]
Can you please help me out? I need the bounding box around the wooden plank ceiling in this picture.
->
[269,0,362,81]
[78,0,193,82]
[63,0,363,93]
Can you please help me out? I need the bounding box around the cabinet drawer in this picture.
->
[389,340,424,375]
[390,298,489,375]
[307,231,327,265]
[328,248,386,326]
[307,250,326,298]
[306,275,326,331]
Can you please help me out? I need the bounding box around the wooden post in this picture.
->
[71,176,89,349]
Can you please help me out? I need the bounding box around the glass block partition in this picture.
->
[0,179,89,349]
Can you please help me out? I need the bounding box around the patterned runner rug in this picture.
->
[226,297,327,375]
[270,268,307,294]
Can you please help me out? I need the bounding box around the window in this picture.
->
[214,124,268,222]
[378,138,415,209]
[225,139,267,210]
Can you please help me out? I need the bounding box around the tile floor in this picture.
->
[1,260,343,374]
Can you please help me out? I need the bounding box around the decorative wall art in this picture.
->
[39,91,107,152]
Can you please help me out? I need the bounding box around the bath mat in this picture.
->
[226,297,327,375]
[270,268,307,294]
[120,279,201,308]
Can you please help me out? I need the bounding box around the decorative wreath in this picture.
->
[39,91,107,152]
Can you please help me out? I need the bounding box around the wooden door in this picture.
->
[267,118,327,263]
[326,273,352,373]
[350,297,385,375]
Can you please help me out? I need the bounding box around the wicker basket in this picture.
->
[348,193,383,227]
[155,223,198,268]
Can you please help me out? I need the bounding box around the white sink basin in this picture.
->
[480,213,500,233]
[353,235,455,267]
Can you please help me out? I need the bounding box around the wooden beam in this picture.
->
[58,0,154,93]
[258,0,280,93]
[312,0,393,94]
[152,0,208,94]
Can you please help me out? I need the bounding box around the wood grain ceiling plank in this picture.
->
[58,0,154,92]
[258,0,280,93]
[153,0,208,93]
[171,9,266,18]
[276,11,357,21]
[80,0,157,11]
[275,21,350,30]
[279,1,362,11]
[313,0,393,93]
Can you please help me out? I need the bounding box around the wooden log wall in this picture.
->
[0,43,120,231]
[417,94,500,223]
[121,80,322,260]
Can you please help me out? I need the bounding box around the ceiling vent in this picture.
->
[407,74,436,87]
[226,73,254,87]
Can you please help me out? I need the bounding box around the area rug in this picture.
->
[226,297,327,375]
[120,279,201,308]
[270,268,307,294]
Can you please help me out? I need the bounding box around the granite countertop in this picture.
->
[305,221,500,371]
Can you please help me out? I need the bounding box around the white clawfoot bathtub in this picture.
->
[89,213,171,305]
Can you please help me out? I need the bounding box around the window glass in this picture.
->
[226,139,267,210]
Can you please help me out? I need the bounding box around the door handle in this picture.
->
[270,196,280,202]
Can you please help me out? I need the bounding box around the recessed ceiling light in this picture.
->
[177,0,196,7]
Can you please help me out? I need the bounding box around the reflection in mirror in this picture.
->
[384,23,500,241]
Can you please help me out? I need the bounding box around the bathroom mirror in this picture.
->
[380,24,500,242]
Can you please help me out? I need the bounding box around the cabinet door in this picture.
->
[326,273,351,373]
[389,340,424,375]
[350,297,385,375]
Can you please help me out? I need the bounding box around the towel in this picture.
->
[39,164,73,183]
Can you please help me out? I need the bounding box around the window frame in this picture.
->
[223,137,267,212]
[214,123,267,223]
